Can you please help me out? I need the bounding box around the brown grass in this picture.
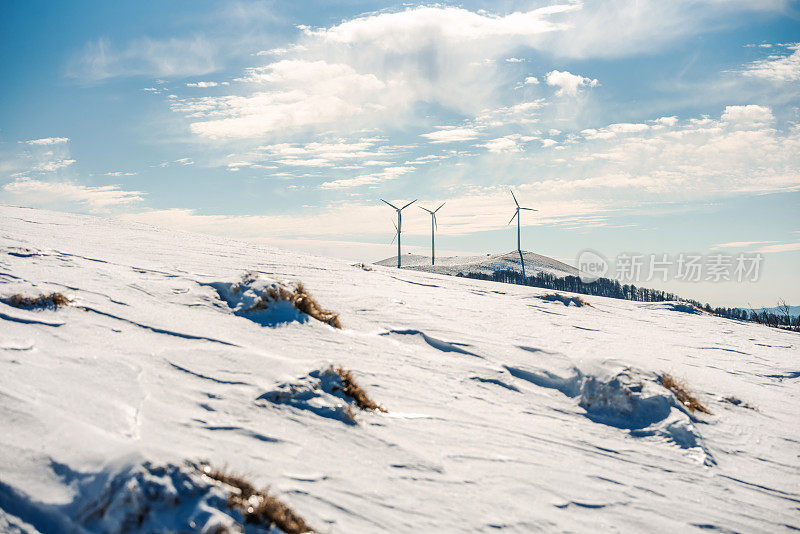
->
[249,282,342,329]
[660,374,711,415]
[3,292,70,309]
[199,465,313,534]
[334,367,386,413]
[541,293,593,307]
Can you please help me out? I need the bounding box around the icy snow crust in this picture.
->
[1,205,799,532]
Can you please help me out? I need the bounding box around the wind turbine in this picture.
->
[508,190,537,278]
[419,202,445,266]
[381,198,417,268]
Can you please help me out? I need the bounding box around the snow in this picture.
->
[1,205,799,532]
[374,251,579,278]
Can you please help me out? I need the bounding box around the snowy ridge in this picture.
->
[374,251,580,278]
[1,205,799,532]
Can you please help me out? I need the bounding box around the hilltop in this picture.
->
[1,205,798,533]
[375,250,580,278]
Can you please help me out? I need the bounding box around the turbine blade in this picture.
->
[510,190,519,207]
[434,201,446,213]
[433,214,438,230]
[419,206,433,214]
[520,207,538,211]
[508,211,518,225]
[400,199,417,210]
[390,232,397,244]
[381,199,399,210]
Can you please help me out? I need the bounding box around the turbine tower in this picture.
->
[381,198,417,268]
[508,190,537,278]
[419,202,445,266]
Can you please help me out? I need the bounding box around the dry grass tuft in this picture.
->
[200,465,313,534]
[334,367,386,413]
[249,282,342,329]
[541,293,593,307]
[660,374,711,415]
[3,292,70,309]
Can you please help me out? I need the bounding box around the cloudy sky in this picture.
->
[1,1,799,306]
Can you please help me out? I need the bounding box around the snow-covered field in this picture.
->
[1,204,799,533]
[374,251,579,278]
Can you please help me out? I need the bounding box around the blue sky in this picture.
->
[1,0,798,307]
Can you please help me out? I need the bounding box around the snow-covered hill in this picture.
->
[375,251,579,278]
[1,205,799,533]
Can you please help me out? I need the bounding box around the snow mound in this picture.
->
[644,302,704,314]
[209,273,315,327]
[257,366,378,424]
[507,363,712,461]
[579,369,673,429]
[0,461,242,533]
[539,293,591,307]
[79,462,239,533]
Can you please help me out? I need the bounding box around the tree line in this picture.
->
[457,269,800,331]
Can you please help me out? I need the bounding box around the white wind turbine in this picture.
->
[381,198,417,268]
[508,190,537,278]
[419,202,445,266]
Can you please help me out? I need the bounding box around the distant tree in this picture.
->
[455,270,794,331]
[777,299,792,328]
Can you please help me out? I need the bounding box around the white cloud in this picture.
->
[607,123,649,133]
[545,70,599,96]
[35,159,75,172]
[186,81,219,87]
[69,36,219,82]
[3,178,144,211]
[534,0,788,59]
[476,100,545,128]
[481,137,522,153]
[170,5,580,141]
[421,127,480,143]
[319,166,413,189]
[652,116,678,127]
[721,105,774,125]
[179,60,388,139]
[303,5,575,45]
[741,43,800,82]
[529,106,799,199]
[505,57,524,63]
[25,137,69,146]
[221,138,401,171]
[711,240,777,250]
[524,76,539,85]
[755,242,800,253]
